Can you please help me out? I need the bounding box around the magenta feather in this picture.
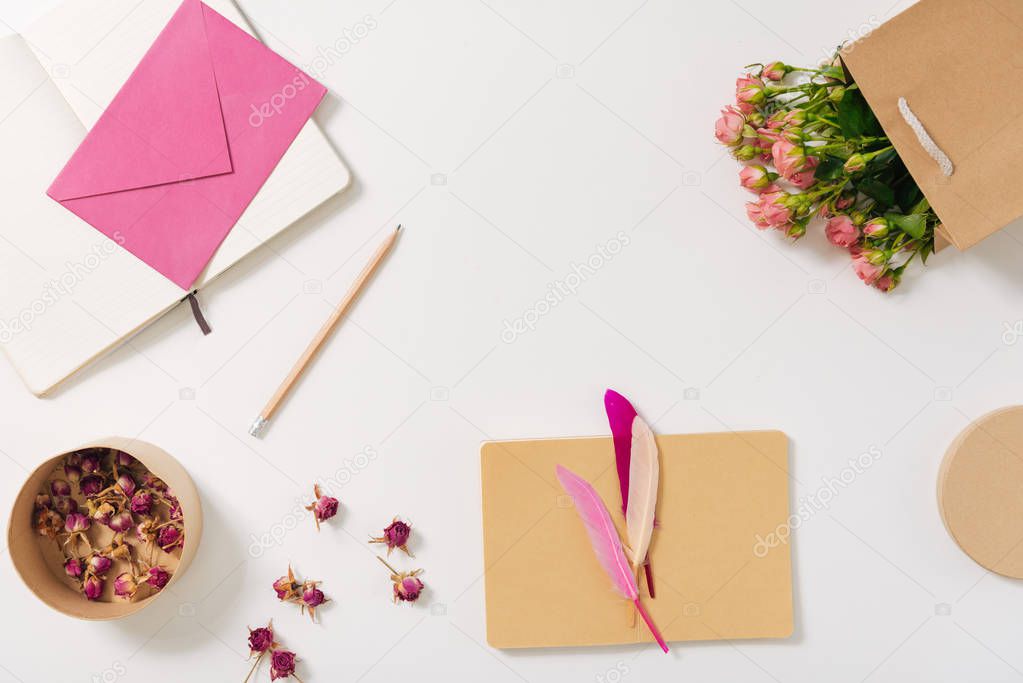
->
[555,465,669,653]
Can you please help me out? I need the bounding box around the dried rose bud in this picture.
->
[113,572,137,599]
[115,473,136,498]
[50,479,71,497]
[65,512,90,533]
[135,519,156,545]
[304,484,339,531]
[273,577,296,601]
[104,540,132,562]
[108,511,134,533]
[64,557,84,578]
[269,650,298,681]
[142,473,167,491]
[247,624,275,654]
[64,452,82,467]
[63,463,82,484]
[157,525,182,552]
[115,451,135,468]
[54,497,78,516]
[371,517,413,557]
[34,493,51,510]
[80,475,104,497]
[88,554,113,577]
[146,566,170,590]
[378,557,425,604]
[80,452,102,474]
[92,501,115,526]
[129,491,152,515]
[83,575,103,601]
[35,509,64,538]
[168,501,183,521]
[302,586,326,607]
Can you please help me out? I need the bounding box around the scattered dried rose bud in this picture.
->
[91,501,115,526]
[378,557,425,604]
[301,586,326,607]
[54,497,78,516]
[168,500,183,521]
[371,517,413,557]
[65,512,91,533]
[64,557,84,578]
[146,566,170,590]
[80,452,102,474]
[116,473,136,498]
[34,493,51,510]
[88,554,113,577]
[157,525,183,552]
[304,484,339,531]
[135,519,156,545]
[129,491,152,515]
[80,475,104,497]
[247,623,275,655]
[35,509,63,539]
[63,463,82,484]
[108,511,134,534]
[83,575,103,601]
[269,650,298,681]
[103,540,132,562]
[273,566,299,601]
[113,572,137,599]
[50,479,71,497]
[115,451,135,468]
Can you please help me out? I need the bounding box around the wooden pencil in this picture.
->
[248,225,402,437]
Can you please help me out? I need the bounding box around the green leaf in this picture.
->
[858,178,895,209]
[837,89,883,139]
[886,213,927,240]
[814,155,846,181]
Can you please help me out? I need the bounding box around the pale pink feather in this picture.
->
[555,465,638,601]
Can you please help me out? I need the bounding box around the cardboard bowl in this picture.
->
[7,437,202,620]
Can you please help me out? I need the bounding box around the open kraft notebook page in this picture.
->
[0,0,350,396]
[481,431,794,649]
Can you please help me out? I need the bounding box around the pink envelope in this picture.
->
[48,0,327,289]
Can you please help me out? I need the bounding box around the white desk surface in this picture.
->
[2,1,1022,681]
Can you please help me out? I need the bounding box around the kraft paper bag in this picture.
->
[480,431,794,649]
[842,0,1023,251]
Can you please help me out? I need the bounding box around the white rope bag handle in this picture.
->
[898,97,954,177]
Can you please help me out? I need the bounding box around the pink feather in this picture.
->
[555,465,669,653]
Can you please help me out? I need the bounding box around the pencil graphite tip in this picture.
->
[395,224,403,233]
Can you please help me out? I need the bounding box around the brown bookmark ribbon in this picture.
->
[185,292,211,336]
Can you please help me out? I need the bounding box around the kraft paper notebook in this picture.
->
[0,0,351,396]
[480,431,793,649]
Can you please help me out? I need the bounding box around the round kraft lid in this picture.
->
[939,406,1023,578]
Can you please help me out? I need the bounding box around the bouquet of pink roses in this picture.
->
[716,58,937,292]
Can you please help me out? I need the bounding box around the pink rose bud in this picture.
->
[64,558,84,578]
[394,576,425,603]
[80,453,102,474]
[302,586,326,607]
[874,273,898,292]
[80,475,104,497]
[130,491,153,515]
[157,525,182,552]
[108,511,134,533]
[248,625,274,654]
[50,479,71,497]
[147,566,170,590]
[314,495,339,524]
[844,154,866,174]
[273,576,295,600]
[113,572,137,599]
[270,650,297,681]
[372,518,413,557]
[771,140,810,180]
[825,215,860,248]
[54,497,78,516]
[65,512,91,533]
[116,473,136,498]
[739,165,775,193]
[714,105,746,147]
[863,218,889,239]
[736,75,766,106]
[89,554,113,577]
[63,463,82,484]
[852,253,884,285]
[746,201,770,230]
[34,494,52,510]
[762,61,789,81]
[83,575,104,601]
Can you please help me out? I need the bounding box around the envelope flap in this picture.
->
[843,0,1023,250]
[48,0,232,201]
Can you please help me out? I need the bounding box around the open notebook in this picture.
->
[0,0,351,396]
